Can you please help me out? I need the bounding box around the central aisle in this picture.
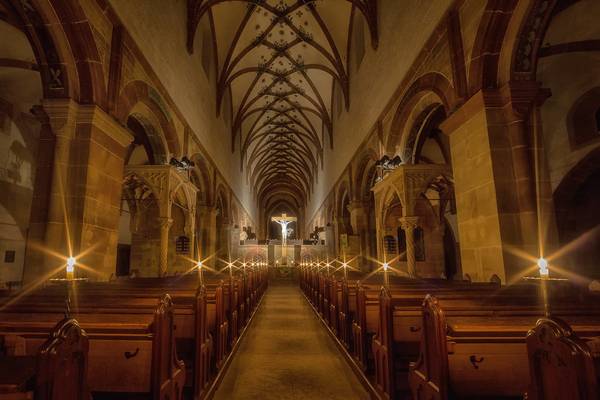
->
[213,282,370,400]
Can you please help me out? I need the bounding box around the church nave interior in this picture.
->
[0,0,599,399]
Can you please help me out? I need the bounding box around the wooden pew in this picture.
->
[3,278,219,399]
[0,318,89,400]
[526,317,600,399]
[80,272,264,397]
[351,278,499,373]
[0,294,184,400]
[0,269,267,400]
[408,295,600,400]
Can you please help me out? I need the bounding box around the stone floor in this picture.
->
[213,282,370,400]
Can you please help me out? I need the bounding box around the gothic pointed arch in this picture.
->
[386,72,456,155]
[116,80,181,158]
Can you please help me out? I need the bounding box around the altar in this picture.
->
[237,240,327,267]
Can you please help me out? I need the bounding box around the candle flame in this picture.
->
[66,257,76,273]
[538,257,549,277]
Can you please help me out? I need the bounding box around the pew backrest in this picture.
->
[34,318,89,400]
[526,317,599,400]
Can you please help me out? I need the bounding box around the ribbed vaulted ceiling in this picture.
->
[187,0,378,212]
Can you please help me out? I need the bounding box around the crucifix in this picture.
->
[272,213,296,265]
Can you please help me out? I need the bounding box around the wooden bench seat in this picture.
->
[408,295,600,400]
[0,268,267,400]
[0,318,88,400]
[351,280,500,373]
[526,317,600,399]
[374,284,600,398]
[0,295,184,400]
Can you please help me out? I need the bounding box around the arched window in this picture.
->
[175,236,190,254]
[383,235,397,255]
[397,228,407,261]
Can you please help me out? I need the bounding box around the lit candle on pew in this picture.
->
[538,257,550,317]
[66,257,76,280]
[196,260,203,284]
[383,261,390,287]
[538,257,549,278]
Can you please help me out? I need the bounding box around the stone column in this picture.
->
[348,201,368,270]
[158,217,173,277]
[25,100,78,283]
[25,100,133,282]
[221,223,234,261]
[186,209,196,260]
[230,226,240,261]
[439,82,549,282]
[399,216,419,277]
[197,205,217,260]
[325,225,335,259]
[331,218,340,258]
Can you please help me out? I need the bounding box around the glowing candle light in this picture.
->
[383,261,389,287]
[196,260,203,283]
[538,257,549,277]
[66,257,76,279]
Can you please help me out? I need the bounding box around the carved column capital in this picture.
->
[197,205,218,217]
[399,216,419,230]
[158,217,173,230]
[347,200,366,215]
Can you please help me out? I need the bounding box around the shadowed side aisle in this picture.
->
[212,282,370,400]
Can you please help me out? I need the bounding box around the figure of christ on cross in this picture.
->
[271,213,297,265]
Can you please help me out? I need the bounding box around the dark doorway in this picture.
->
[443,223,458,280]
[116,244,131,276]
